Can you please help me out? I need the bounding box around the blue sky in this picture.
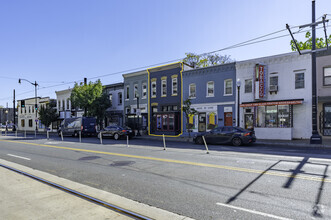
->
[0,0,330,107]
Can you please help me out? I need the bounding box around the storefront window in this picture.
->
[278,105,290,128]
[265,106,277,127]
[254,105,292,128]
[256,106,265,127]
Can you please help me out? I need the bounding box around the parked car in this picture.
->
[58,117,97,137]
[97,125,134,140]
[193,126,256,146]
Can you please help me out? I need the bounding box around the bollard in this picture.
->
[127,135,129,147]
[5,130,7,136]
[202,136,209,154]
[35,130,37,138]
[79,131,81,143]
[61,131,63,141]
[163,134,166,150]
[24,130,26,138]
[100,132,103,144]
[47,130,49,140]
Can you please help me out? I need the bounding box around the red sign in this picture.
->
[240,100,303,107]
[258,65,264,98]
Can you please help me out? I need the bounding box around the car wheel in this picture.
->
[232,137,242,146]
[195,137,203,145]
[74,132,78,137]
[114,133,120,140]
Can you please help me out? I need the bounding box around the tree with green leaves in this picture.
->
[183,52,233,68]
[290,31,331,51]
[70,80,103,116]
[38,102,58,129]
[89,91,111,128]
[182,98,198,137]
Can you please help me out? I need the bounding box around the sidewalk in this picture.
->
[134,134,331,149]
[0,159,193,220]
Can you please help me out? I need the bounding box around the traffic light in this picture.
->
[35,104,38,110]
[21,100,25,108]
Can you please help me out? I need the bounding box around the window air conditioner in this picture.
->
[269,85,278,92]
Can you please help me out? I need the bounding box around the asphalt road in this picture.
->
[1,133,331,220]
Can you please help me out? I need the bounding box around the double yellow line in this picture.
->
[1,139,330,183]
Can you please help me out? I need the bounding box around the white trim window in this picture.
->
[207,81,214,97]
[161,79,167,97]
[151,81,157,98]
[189,83,196,98]
[324,67,331,86]
[126,85,130,100]
[245,79,252,93]
[172,77,178,96]
[224,79,233,96]
[134,84,138,99]
[118,92,122,105]
[295,72,305,89]
[142,83,147,99]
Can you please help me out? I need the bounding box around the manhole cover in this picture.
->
[78,156,101,161]
[109,161,135,166]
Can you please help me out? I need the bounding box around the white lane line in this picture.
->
[7,154,31,161]
[216,202,293,220]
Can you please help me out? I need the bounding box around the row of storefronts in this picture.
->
[120,50,331,140]
[22,50,329,140]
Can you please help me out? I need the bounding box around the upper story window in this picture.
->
[29,106,31,113]
[324,67,331,86]
[118,92,122,105]
[224,79,233,95]
[295,72,305,89]
[62,100,65,111]
[161,78,167,97]
[126,86,130,100]
[172,76,178,96]
[207,81,214,97]
[151,79,157,98]
[134,84,138,99]
[109,94,113,105]
[142,83,147,99]
[189,83,196,98]
[58,101,61,110]
[245,79,252,93]
[67,99,70,110]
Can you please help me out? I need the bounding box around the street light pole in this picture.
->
[136,93,141,136]
[236,79,241,127]
[19,78,39,132]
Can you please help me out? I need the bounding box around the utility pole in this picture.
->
[310,0,322,144]
[286,0,327,144]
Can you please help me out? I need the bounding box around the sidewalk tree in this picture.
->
[70,80,103,116]
[290,31,331,51]
[89,91,111,129]
[182,98,198,138]
[38,102,58,129]
[183,52,233,68]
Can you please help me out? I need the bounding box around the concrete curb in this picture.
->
[0,159,194,220]
[134,136,331,149]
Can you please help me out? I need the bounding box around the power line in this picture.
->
[1,18,329,101]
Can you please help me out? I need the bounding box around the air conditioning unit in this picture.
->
[269,85,278,92]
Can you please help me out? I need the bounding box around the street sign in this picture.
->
[35,119,38,122]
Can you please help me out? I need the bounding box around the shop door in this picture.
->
[198,113,206,132]
[244,114,254,129]
[224,112,233,126]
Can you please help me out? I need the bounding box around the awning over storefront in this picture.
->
[240,99,304,107]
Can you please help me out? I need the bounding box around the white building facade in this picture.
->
[17,97,51,132]
[55,88,83,119]
[236,52,312,140]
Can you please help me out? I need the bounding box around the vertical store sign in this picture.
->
[258,65,265,98]
[254,64,266,100]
